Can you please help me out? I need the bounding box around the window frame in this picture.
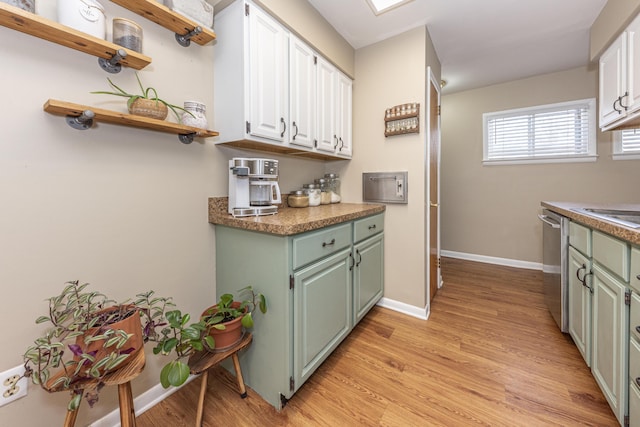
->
[482,98,598,166]
[613,130,640,160]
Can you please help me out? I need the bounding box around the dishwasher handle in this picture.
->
[538,214,560,229]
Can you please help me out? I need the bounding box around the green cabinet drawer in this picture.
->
[353,213,384,243]
[292,223,351,270]
[632,247,640,293]
[593,230,629,282]
[569,221,591,256]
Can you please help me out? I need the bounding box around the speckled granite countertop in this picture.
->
[209,197,386,236]
[542,201,640,246]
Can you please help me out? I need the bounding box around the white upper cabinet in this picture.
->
[599,13,640,130]
[289,35,316,149]
[247,4,289,142]
[316,56,352,158]
[213,1,352,160]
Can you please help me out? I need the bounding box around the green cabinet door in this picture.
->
[293,247,352,390]
[354,232,384,324]
[592,263,629,425]
[568,246,592,366]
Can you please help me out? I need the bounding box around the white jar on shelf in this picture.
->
[181,101,208,128]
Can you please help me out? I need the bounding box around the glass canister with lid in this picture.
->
[302,183,321,207]
[324,173,341,203]
[288,190,309,208]
[314,178,332,205]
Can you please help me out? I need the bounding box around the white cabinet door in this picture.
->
[599,34,627,128]
[316,56,337,153]
[247,4,288,142]
[289,35,316,149]
[591,263,629,425]
[626,14,640,115]
[568,246,593,367]
[336,72,353,157]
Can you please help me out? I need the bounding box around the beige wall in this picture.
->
[255,0,355,77]
[440,66,640,264]
[0,1,334,425]
[328,26,440,310]
[590,0,640,61]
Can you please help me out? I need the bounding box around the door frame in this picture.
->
[426,66,441,308]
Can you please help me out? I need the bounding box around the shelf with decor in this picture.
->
[0,3,151,72]
[384,103,420,137]
[44,99,219,144]
[109,0,217,46]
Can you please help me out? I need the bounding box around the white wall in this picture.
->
[0,3,327,425]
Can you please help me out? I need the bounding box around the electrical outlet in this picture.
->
[0,365,27,407]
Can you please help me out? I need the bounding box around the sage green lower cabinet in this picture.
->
[354,232,384,324]
[293,247,352,388]
[568,246,592,366]
[592,262,629,425]
[214,213,384,410]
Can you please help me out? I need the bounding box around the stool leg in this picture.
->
[231,353,247,398]
[63,390,83,427]
[196,371,209,427]
[118,381,136,427]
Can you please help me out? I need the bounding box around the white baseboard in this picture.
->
[89,375,197,427]
[440,250,542,271]
[377,297,430,320]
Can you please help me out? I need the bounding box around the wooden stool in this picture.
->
[45,349,145,427]
[188,333,253,427]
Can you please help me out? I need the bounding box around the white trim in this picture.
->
[89,375,198,427]
[612,153,640,160]
[440,250,542,271]
[377,297,430,320]
[482,155,597,166]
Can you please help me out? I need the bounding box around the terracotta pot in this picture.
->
[73,305,143,375]
[201,302,246,352]
[128,98,168,120]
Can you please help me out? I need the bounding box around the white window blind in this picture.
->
[614,129,640,159]
[483,98,597,165]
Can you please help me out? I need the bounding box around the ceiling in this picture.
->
[307,0,608,94]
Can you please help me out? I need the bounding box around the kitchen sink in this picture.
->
[572,208,640,229]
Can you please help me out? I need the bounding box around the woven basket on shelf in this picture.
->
[128,98,168,120]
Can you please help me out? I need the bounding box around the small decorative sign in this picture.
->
[384,102,420,137]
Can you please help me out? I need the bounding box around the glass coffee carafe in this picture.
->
[250,181,281,206]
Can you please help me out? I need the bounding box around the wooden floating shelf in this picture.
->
[110,0,216,46]
[0,3,151,70]
[44,99,219,140]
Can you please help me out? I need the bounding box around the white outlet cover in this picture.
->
[0,365,27,407]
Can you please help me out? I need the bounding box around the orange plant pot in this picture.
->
[201,302,246,352]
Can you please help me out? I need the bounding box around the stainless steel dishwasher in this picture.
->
[538,209,569,332]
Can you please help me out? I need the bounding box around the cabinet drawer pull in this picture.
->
[349,252,355,271]
[636,326,640,334]
[368,224,377,230]
[322,238,336,248]
[356,249,362,267]
[637,377,640,388]
[280,117,286,138]
[636,274,640,281]
[576,264,586,284]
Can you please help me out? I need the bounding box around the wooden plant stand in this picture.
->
[44,349,146,427]
[188,333,253,427]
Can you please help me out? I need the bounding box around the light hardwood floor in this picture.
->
[137,258,617,426]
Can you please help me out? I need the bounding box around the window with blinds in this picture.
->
[614,129,640,159]
[483,98,597,165]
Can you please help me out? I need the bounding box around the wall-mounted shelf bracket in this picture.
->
[175,26,203,47]
[66,110,95,130]
[179,132,196,144]
[98,49,128,74]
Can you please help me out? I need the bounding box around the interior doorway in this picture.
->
[427,67,441,304]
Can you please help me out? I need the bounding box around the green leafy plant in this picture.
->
[22,282,267,410]
[91,72,193,122]
[155,286,267,388]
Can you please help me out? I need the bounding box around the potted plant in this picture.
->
[91,72,194,122]
[153,286,267,389]
[22,281,174,410]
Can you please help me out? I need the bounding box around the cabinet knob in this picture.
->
[637,377,640,388]
[636,274,640,281]
[368,224,376,230]
[636,326,640,334]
